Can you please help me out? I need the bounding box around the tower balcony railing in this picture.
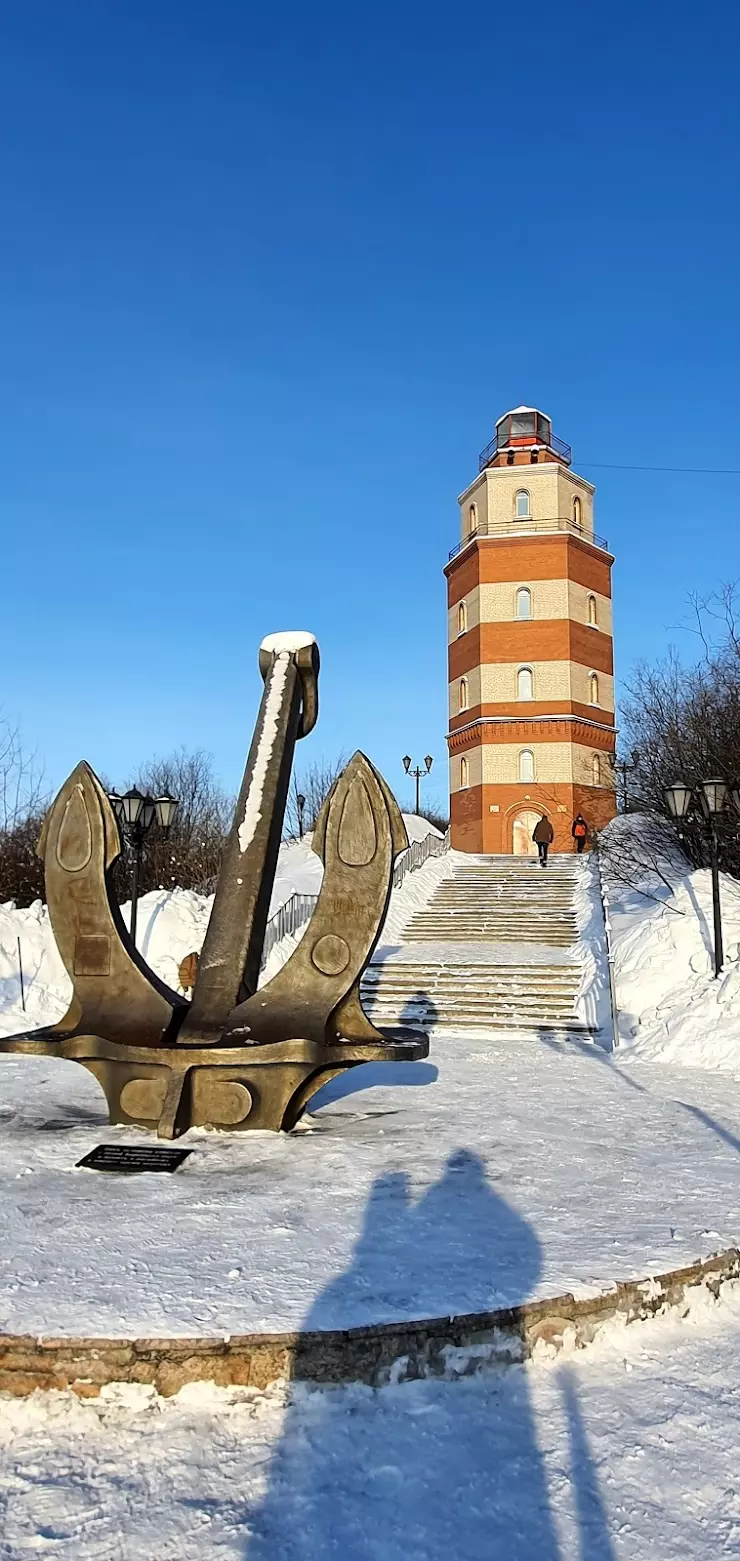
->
[478,432,572,471]
[448,515,609,561]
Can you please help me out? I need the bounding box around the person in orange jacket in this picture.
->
[572,814,588,853]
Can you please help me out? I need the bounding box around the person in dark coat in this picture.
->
[532,814,554,866]
[571,814,588,853]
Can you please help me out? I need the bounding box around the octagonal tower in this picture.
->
[444,407,617,854]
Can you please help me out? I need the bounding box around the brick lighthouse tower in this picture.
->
[445,407,617,854]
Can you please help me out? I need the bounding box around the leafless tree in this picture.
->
[284,754,348,840]
[619,585,740,881]
[0,717,47,905]
[114,747,233,898]
[593,811,688,914]
[0,716,45,832]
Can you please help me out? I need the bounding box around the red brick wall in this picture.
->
[450,782,617,852]
[446,535,613,605]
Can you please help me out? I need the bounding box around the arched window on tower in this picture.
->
[515,490,531,519]
[460,756,469,789]
[457,601,467,636]
[573,495,582,529]
[517,667,534,700]
[588,593,597,627]
[468,503,477,535]
[519,749,535,783]
[516,587,532,619]
[592,753,601,785]
[459,677,469,712]
[589,672,599,705]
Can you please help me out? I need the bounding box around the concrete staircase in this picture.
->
[362,853,591,1037]
[403,854,579,946]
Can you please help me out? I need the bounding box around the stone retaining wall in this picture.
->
[2,1248,737,1398]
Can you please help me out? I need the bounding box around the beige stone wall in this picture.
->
[449,744,483,792]
[448,588,479,641]
[458,475,488,540]
[484,466,560,528]
[448,661,614,711]
[571,664,615,712]
[447,588,482,642]
[479,578,569,624]
[480,742,572,785]
[481,660,572,704]
[445,740,614,788]
[447,580,612,641]
[566,580,613,634]
[457,462,598,542]
[448,665,482,719]
[556,468,595,534]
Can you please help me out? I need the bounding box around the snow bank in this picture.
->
[600,814,740,1070]
[401,813,443,846]
[3,1280,740,1560]
[0,888,211,1038]
[570,857,613,1038]
[0,817,444,1036]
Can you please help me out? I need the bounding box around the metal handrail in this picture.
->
[392,826,450,890]
[478,431,572,470]
[448,516,609,562]
[261,892,319,964]
[261,827,451,965]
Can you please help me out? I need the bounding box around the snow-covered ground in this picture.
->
[4,1038,740,1338]
[7,811,740,1557]
[2,1280,740,1558]
[600,815,740,1070]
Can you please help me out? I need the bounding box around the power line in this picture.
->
[579,461,740,475]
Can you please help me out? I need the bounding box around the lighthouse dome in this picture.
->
[482,406,571,469]
[495,407,552,447]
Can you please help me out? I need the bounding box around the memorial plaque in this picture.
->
[76,1144,193,1173]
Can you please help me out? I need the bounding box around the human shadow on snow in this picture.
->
[243,1149,616,1560]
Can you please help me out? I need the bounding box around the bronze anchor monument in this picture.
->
[1,633,428,1135]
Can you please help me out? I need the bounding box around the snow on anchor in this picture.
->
[0,634,427,1137]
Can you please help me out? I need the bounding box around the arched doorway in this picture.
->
[512,810,542,857]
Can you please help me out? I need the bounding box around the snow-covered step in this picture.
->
[403,927,577,945]
[372,851,590,1036]
[402,853,582,950]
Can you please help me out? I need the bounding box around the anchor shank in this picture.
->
[178,652,304,1044]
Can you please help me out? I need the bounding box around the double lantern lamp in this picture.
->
[663,777,740,977]
[107,787,180,945]
[402,754,434,815]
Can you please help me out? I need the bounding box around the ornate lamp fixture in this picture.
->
[402,754,434,814]
[664,777,735,977]
[108,789,180,943]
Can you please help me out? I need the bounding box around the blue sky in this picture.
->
[3,0,739,816]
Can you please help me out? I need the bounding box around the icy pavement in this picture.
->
[4,1040,740,1336]
[3,1281,740,1558]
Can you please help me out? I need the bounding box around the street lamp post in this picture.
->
[664,777,727,977]
[402,754,433,815]
[296,793,306,840]
[615,748,640,812]
[108,788,180,946]
[700,778,727,979]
